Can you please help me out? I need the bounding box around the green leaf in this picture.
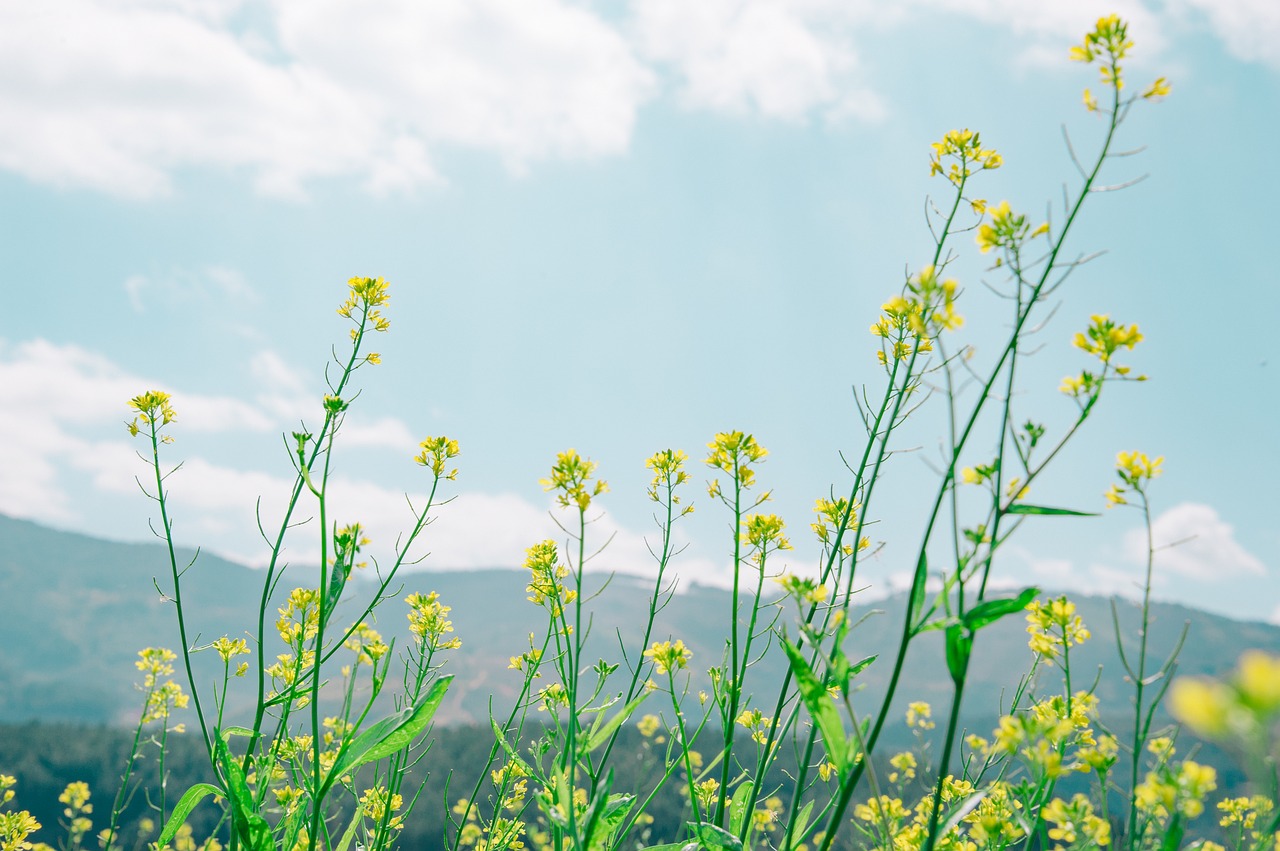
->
[944,623,972,685]
[279,805,306,851]
[790,800,815,845]
[215,739,272,851]
[326,675,451,787]
[156,783,221,849]
[587,793,634,851]
[915,616,957,635]
[690,822,743,851]
[908,550,928,632]
[849,654,877,677]
[781,638,850,771]
[962,587,1040,631]
[577,769,613,850]
[728,782,753,838]
[1160,815,1184,851]
[585,692,648,753]
[333,804,365,851]
[1004,504,1096,517]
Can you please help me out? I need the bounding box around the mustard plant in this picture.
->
[19,13,1278,851]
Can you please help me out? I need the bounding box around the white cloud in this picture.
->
[0,337,718,580]
[1124,502,1267,579]
[0,0,653,197]
[126,266,258,312]
[630,0,885,122]
[1171,0,1280,68]
[0,338,421,526]
[1,0,1274,196]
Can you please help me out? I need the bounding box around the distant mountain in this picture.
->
[3,512,1279,733]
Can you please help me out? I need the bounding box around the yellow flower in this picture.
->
[706,431,767,490]
[1082,88,1098,112]
[1143,77,1172,99]
[210,636,250,663]
[414,436,461,480]
[645,640,693,676]
[541,449,607,511]
[1236,650,1280,713]
[127,390,177,437]
[1169,678,1237,737]
[906,701,934,729]
[742,513,791,552]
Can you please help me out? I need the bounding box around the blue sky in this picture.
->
[2,0,1277,624]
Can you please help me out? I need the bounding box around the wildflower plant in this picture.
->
[16,13,1273,851]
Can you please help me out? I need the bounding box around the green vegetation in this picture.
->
[2,15,1278,851]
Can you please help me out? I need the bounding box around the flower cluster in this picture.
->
[1026,596,1092,662]
[706,431,768,494]
[540,449,608,512]
[871,265,962,366]
[343,622,389,665]
[810,497,870,554]
[775,573,829,606]
[645,448,694,515]
[1105,449,1163,507]
[337,276,391,338]
[1170,649,1280,738]
[414,436,460,481]
[975,200,1049,257]
[644,639,693,676]
[405,591,462,652]
[741,513,791,554]
[928,128,1002,185]
[126,390,177,441]
[523,540,575,614]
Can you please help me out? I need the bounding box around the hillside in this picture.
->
[3,512,1278,731]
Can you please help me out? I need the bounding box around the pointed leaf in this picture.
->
[587,794,634,851]
[728,782,753,838]
[156,784,222,849]
[944,623,972,684]
[849,655,877,678]
[790,800,815,845]
[908,551,928,632]
[215,739,272,851]
[327,675,451,784]
[963,587,1040,631]
[691,822,743,851]
[333,804,365,851]
[1004,504,1095,517]
[781,638,850,771]
[586,692,648,753]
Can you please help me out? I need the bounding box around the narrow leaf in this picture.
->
[944,624,972,684]
[728,782,753,837]
[156,784,221,849]
[963,587,1040,631]
[1005,504,1096,517]
[586,692,648,753]
[692,822,743,851]
[908,550,928,632]
[781,638,850,772]
[215,739,272,851]
[328,675,451,783]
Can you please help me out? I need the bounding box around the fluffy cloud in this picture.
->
[125,266,258,312]
[0,337,416,523]
[0,0,652,197]
[1,0,1273,197]
[0,336,718,580]
[1124,501,1267,579]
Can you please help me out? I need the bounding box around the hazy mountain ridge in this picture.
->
[3,512,1278,728]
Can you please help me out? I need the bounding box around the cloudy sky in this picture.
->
[2,0,1276,624]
